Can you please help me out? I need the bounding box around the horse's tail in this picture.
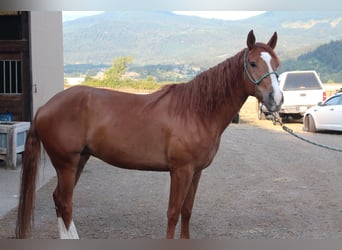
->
[16,115,41,238]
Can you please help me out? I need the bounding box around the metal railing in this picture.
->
[0,59,22,94]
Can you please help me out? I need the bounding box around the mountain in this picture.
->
[282,40,342,82]
[63,11,342,66]
[64,11,248,66]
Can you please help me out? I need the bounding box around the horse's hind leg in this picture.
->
[51,154,87,239]
[75,154,90,186]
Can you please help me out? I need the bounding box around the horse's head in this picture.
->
[243,30,283,112]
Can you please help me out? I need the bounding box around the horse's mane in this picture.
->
[149,49,245,117]
[147,43,278,118]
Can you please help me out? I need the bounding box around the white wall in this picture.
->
[29,11,64,115]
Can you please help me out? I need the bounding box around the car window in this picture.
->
[324,95,342,106]
[339,95,342,105]
[283,73,322,91]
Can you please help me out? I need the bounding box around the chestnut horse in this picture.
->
[16,30,283,239]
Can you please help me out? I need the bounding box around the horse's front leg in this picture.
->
[166,167,194,239]
[180,170,202,239]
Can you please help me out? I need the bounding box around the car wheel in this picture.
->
[232,113,239,124]
[305,115,317,133]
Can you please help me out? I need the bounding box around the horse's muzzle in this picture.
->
[264,92,284,112]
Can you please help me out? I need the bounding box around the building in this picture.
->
[0,11,63,121]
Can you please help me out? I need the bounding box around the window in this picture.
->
[0,55,22,94]
[283,72,322,91]
[324,95,342,106]
[0,12,22,40]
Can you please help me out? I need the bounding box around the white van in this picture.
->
[277,70,325,120]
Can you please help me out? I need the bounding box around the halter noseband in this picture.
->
[243,48,279,85]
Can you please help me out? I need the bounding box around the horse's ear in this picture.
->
[247,30,256,50]
[267,32,278,49]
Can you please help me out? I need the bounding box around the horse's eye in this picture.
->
[250,61,256,68]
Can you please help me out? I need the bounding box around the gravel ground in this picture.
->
[1,114,342,239]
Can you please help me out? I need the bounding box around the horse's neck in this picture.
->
[206,55,249,133]
[214,86,248,134]
[165,51,249,134]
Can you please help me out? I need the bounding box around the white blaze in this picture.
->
[260,52,283,106]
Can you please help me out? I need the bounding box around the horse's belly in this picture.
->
[90,139,170,172]
[101,154,170,171]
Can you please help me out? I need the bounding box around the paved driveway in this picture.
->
[0,123,341,239]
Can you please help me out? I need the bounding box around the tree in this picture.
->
[104,56,133,83]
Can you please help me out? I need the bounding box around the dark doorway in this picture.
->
[0,11,31,121]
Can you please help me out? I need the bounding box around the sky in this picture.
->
[62,11,266,22]
[173,11,265,20]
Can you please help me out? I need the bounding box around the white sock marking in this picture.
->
[57,217,79,239]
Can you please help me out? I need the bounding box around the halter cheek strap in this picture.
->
[243,49,279,85]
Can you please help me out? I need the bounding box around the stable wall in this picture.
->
[30,11,64,116]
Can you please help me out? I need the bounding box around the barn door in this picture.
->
[0,11,31,121]
[0,53,24,120]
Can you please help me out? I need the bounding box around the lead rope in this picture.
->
[271,113,342,152]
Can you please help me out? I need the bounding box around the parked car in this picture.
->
[278,70,325,120]
[259,71,325,122]
[303,92,342,132]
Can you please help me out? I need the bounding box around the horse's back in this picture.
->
[36,85,144,124]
